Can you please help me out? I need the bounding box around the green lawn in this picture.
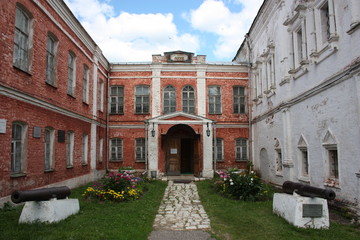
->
[197,180,360,240]
[0,180,167,240]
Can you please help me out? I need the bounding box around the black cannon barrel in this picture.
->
[11,186,71,204]
[282,181,336,200]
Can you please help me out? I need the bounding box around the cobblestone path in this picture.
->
[152,181,211,231]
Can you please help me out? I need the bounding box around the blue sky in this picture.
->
[65,0,263,62]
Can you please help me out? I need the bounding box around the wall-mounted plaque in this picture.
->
[170,148,177,154]
[58,130,65,143]
[0,119,6,134]
[33,126,41,138]
[303,204,323,218]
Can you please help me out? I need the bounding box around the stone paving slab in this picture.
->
[152,181,211,231]
[148,230,215,240]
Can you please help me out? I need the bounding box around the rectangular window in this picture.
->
[98,79,104,112]
[135,86,150,114]
[98,138,103,163]
[208,86,221,114]
[135,138,146,162]
[66,131,74,168]
[44,128,55,171]
[233,86,245,114]
[67,52,76,96]
[236,138,248,161]
[320,1,330,44]
[214,138,224,161]
[11,123,26,174]
[110,86,124,114]
[163,85,176,114]
[276,149,283,173]
[82,134,88,165]
[329,149,338,179]
[110,138,122,161]
[300,149,309,177]
[46,34,57,85]
[83,65,89,103]
[13,6,31,71]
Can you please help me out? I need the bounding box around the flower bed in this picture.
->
[83,171,144,202]
[213,165,273,201]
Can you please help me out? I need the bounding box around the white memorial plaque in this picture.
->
[0,119,6,134]
[170,148,177,154]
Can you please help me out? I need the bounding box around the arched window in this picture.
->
[182,85,195,114]
[164,85,176,113]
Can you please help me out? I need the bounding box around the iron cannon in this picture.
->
[11,186,71,204]
[282,181,336,200]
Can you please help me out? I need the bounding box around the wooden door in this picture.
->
[166,137,181,175]
[193,138,201,177]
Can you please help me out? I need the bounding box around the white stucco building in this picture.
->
[234,0,360,215]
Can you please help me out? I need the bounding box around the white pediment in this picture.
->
[322,130,337,146]
[147,112,212,123]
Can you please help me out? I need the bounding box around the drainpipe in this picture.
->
[144,120,149,175]
[213,121,217,174]
[106,67,111,173]
[244,34,253,168]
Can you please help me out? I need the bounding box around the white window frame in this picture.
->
[182,85,195,114]
[98,138,103,163]
[82,133,88,165]
[163,85,176,114]
[135,85,150,114]
[235,138,248,161]
[135,138,146,162]
[208,86,222,114]
[214,138,224,162]
[66,131,74,168]
[13,5,33,72]
[110,138,123,162]
[82,65,89,103]
[297,135,309,181]
[110,86,124,114]
[322,130,339,186]
[11,122,27,175]
[45,33,58,86]
[67,51,76,96]
[233,86,246,114]
[98,79,104,112]
[44,127,55,171]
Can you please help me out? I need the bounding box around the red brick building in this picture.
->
[0,0,109,204]
[0,1,248,205]
[109,51,249,178]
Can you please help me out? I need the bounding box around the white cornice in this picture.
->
[0,84,104,126]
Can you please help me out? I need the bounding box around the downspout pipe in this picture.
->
[106,67,111,173]
[244,34,253,168]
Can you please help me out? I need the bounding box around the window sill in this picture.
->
[235,159,248,162]
[82,101,89,106]
[44,169,54,173]
[135,113,150,115]
[67,93,76,99]
[347,22,360,35]
[324,178,339,188]
[109,160,123,163]
[216,160,224,163]
[110,113,124,115]
[66,165,74,169]
[10,172,27,178]
[81,163,88,166]
[298,176,310,183]
[45,81,58,89]
[13,65,32,76]
[135,160,145,163]
[275,172,283,177]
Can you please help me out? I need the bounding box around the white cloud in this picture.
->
[186,0,263,59]
[64,0,200,62]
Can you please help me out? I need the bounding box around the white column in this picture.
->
[196,65,207,117]
[147,122,159,177]
[151,65,162,117]
[282,108,294,180]
[90,55,99,170]
[202,122,214,178]
[307,8,317,56]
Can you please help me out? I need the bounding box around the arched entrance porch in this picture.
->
[163,124,200,176]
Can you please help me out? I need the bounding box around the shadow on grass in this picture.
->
[196,180,359,240]
[0,180,167,240]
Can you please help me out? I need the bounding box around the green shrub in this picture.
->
[214,165,273,201]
